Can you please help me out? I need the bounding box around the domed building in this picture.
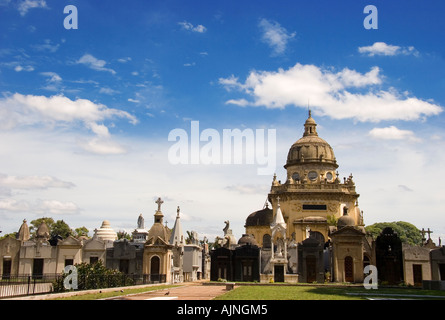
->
[246,111,364,244]
[95,220,118,242]
[143,197,173,283]
[244,111,369,283]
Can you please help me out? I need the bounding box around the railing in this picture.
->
[0,273,167,299]
[0,274,57,299]
[271,182,356,193]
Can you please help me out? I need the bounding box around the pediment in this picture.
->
[145,236,170,247]
[83,238,105,250]
[330,226,365,237]
[59,236,81,246]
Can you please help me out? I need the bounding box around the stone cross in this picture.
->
[155,197,164,211]
[426,228,433,240]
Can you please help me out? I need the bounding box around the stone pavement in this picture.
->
[106,283,232,300]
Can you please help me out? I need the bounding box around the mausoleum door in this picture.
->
[242,261,253,282]
[344,256,354,282]
[439,264,445,281]
[274,265,284,282]
[2,259,11,277]
[412,264,422,286]
[150,256,160,274]
[306,255,316,283]
[32,258,44,279]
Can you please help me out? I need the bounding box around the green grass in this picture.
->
[214,285,445,300]
[50,284,180,300]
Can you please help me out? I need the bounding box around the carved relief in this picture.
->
[328,203,338,213]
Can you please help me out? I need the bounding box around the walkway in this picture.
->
[105,283,231,300]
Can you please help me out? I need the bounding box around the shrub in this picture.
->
[53,260,133,292]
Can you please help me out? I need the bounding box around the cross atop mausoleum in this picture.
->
[155,197,164,212]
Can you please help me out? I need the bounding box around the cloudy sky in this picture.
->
[0,0,444,243]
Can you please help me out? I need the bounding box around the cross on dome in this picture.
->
[155,197,164,212]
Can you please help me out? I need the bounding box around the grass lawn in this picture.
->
[51,284,180,300]
[214,284,445,300]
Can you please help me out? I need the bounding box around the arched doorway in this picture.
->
[344,256,354,282]
[150,256,160,282]
[310,231,325,245]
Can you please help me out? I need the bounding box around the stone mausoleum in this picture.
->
[211,111,444,286]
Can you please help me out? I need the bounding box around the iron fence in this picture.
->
[0,273,167,299]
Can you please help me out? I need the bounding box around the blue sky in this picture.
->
[0,0,444,243]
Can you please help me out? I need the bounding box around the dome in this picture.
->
[337,215,356,228]
[238,234,258,246]
[245,206,273,227]
[36,221,50,239]
[147,223,170,242]
[95,220,117,241]
[285,112,337,169]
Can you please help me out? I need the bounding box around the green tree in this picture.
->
[74,226,89,238]
[0,232,17,241]
[327,214,338,226]
[117,230,131,240]
[185,231,195,244]
[365,221,422,246]
[52,220,73,238]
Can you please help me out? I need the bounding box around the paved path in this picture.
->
[106,283,232,300]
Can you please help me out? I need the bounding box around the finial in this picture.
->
[177,206,180,217]
[155,197,164,211]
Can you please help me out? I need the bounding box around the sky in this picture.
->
[0,0,444,244]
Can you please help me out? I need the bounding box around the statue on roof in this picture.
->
[137,214,144,229]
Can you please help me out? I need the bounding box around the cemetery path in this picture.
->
[106,283,231,300]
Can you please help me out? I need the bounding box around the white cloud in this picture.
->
[34,199,81,215]
[77,137,127,155]
[219,63,442,122]
[40,71,62,82]
[178,21,207,33]
[117,57,132,63]
[0,93,137,155]
[225,184,269,195]
[0,198,80,215]
[99,87,119,95]
[31,39,59,53]
[14,65,34,72]
[225,99,249,107]
[76,54,116,75]
[0,173,75,190]
[258,18,296,56]
[368,126,421,142]
[17,0,47,16]
[0,93,137,128]
[358,42,419,57]
[0,199,30,212]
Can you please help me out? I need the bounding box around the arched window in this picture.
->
[262,234,271,249]
[309,231,325,245]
